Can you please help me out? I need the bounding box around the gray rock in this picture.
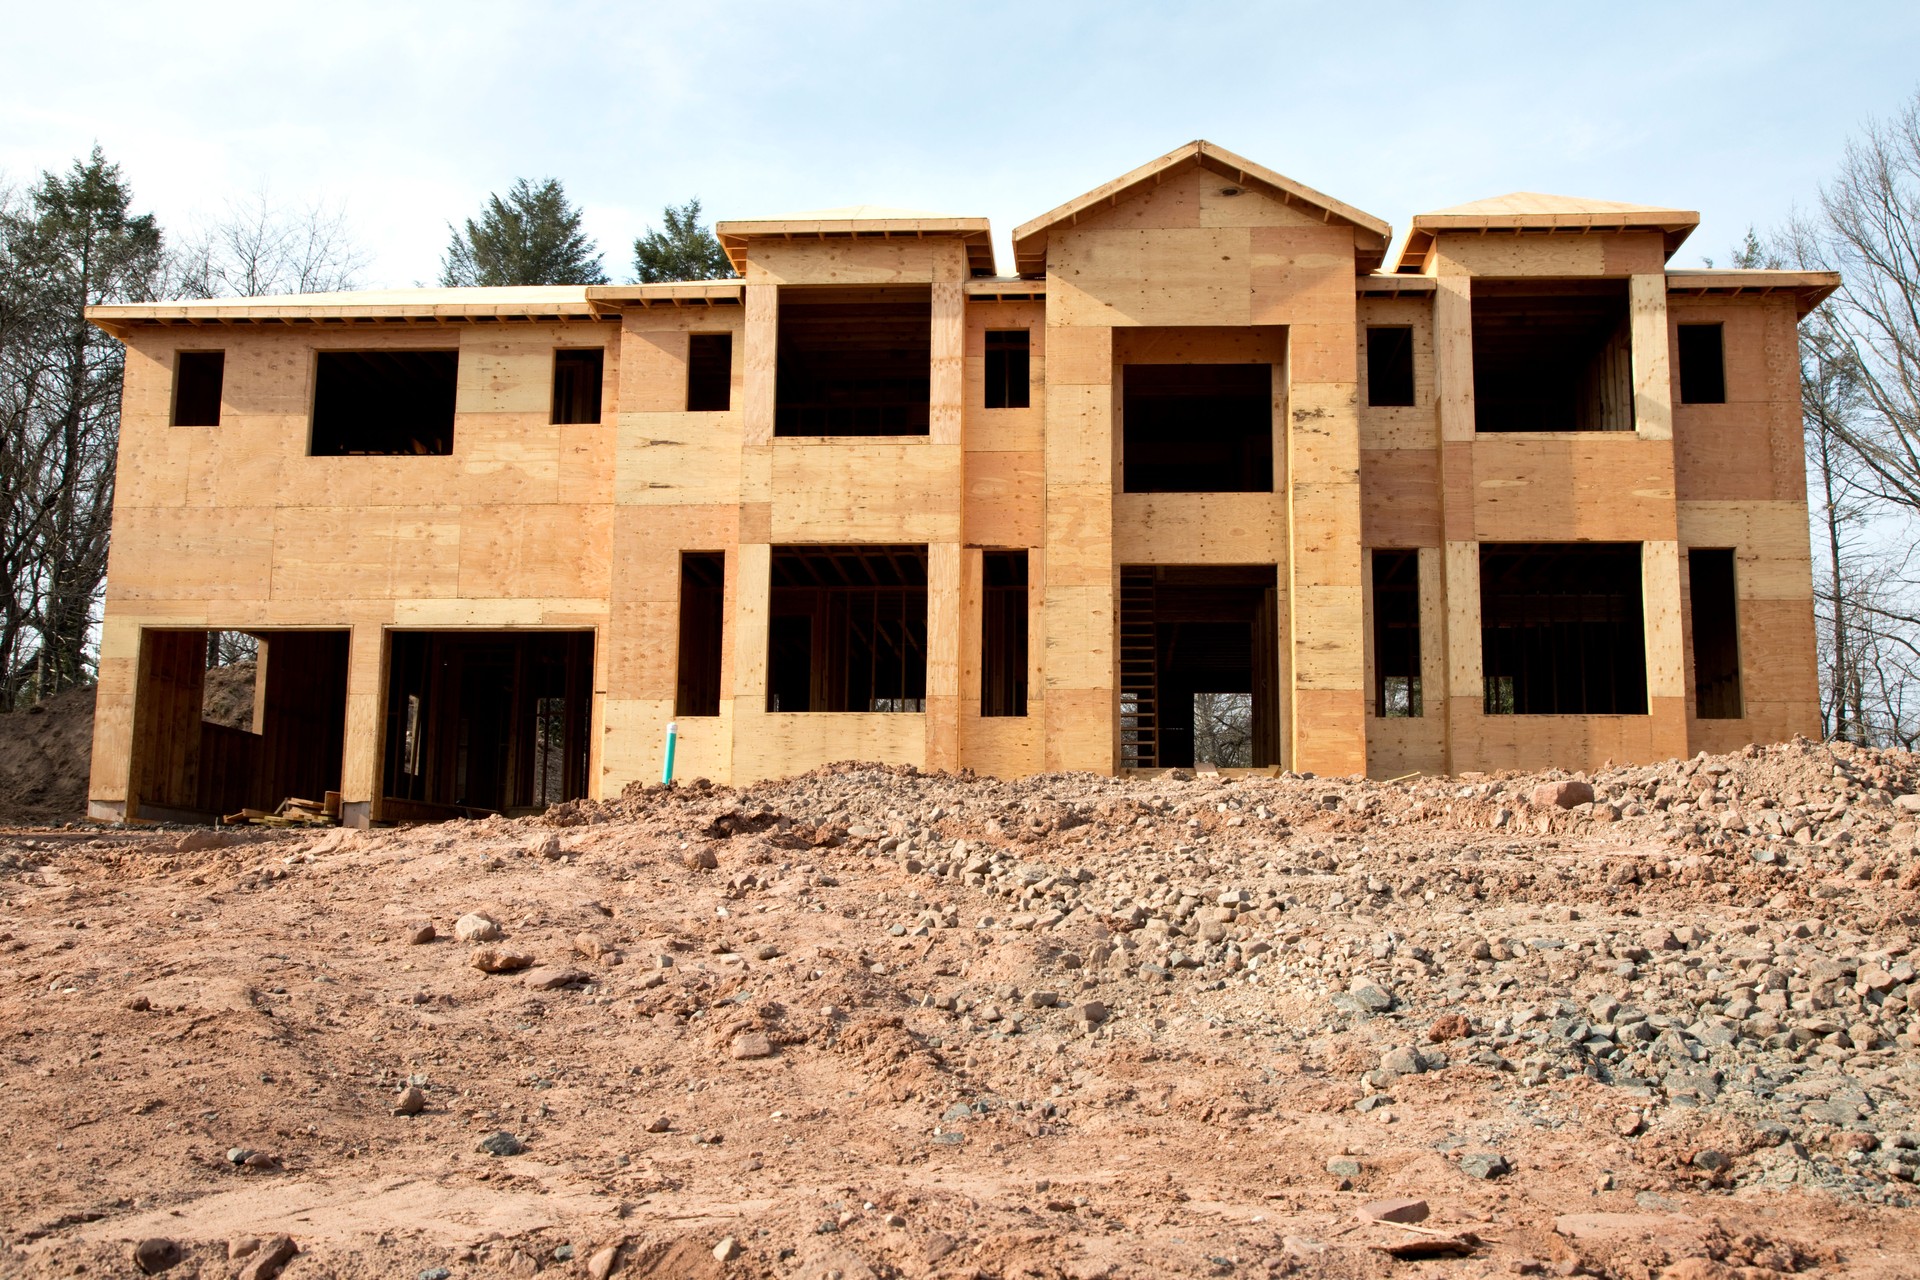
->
[1349,979,1396,1012]
[1459,1152,1510,1180]
[1326,1156,1362,1178]
[478,1131,526,1157]
[393,1085,427,1116]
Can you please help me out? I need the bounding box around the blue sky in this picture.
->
[4,0,1917,285]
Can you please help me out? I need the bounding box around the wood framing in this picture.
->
[84,144,1837,820]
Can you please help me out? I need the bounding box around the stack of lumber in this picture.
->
[223,791,340,827]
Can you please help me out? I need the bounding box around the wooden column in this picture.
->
[1631,274,1686,753]
[1432,274,1477,773]
[85,615,142,820]
[924,247,966,768]
[1041,324,1116,773]
[339,620,387,828]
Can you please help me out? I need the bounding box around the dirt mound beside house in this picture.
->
[0,683,94,825]
[3,737,1920,1276]
[0,664,257,827]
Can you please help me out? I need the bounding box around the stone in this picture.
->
[393,1085,427,1115]
[924,1232,958,1263]
[713,1236,742,1262]
[1427,1013,1472,1042]
[420,1270,453,1280]
[228,1237,260,1261]
[1349,979,1396,1012]
[730,1032,774,1060]
[588,1245,621,1279]
[237,1235,298,1280]
[1027,990,1059,1009]
[1380,1046,1428,1077]
[407,923,437,945]
[1357,1197,1429,1224]
[125,994,151,1011]
[1895,793,1920,814]
[133,1237,182,1274]
[174,829,231,853]
[1460,1152,1510,1180]
[472,947,534,973]
[1073,1000,1109,1026]
[1326,1157,1363,1178]
[522,966,587,990]
[684,847,719,870]
[1690,1149,1731,1172]
[1532,780,1595,809]
[645,1114,672,1132]
[478,1130,526,1156]
[454,912,501,943]
[753,943,781,960]
[530,832,563,859]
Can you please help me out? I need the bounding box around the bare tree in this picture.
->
[0,149,165,707]
[1192,692,1253,767]
[173,187,368,300]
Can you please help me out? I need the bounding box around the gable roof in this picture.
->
[1010,140,1392,277]
[1395,191,1700,272]
[714,207,995,276]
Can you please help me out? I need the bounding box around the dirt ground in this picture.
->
[4,739,1920,1278]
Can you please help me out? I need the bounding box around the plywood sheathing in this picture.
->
[84,142,1829,800]
[1396,192,1701,276]
[1012,140,1392,278]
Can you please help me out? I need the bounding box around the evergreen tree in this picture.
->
[441,178,607,287]
[632,198,734,282]
[0,147,165,703]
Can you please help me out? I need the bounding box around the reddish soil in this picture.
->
[2,739,1920,1278]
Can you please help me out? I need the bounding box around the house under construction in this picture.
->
[82,141,1837,826]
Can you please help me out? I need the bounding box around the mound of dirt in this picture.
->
[0,683,94,825]
[201,659,256,730]
[3,738,1920,1276]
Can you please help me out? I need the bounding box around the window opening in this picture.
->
[1480,543,1647,714]
[551,347,603,424]
[981,550,1029,716]
[1472,281,1632,432]
[676,552,725,716]
[1122,364,1273,493]
[776,286,930,436]
[687,333,733,411]
[172,351,225,426]
[311,349,457,455]
[1678,324,1726,405]
[1366,327,1415,407]
[984,330,1031,409]
[767,545,927,711]
[1689,547,1742,718]
[1371,550,1422,717]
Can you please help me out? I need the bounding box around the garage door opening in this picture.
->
[1120,565,1281,769]
[381,631,594,821]
[127,629,349,823]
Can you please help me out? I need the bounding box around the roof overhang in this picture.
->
[1665,269,1839,317]
[85,283,745,338]
[1395,196,1700,274]
[1011,140,1392,278]
[713,215,995,277]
